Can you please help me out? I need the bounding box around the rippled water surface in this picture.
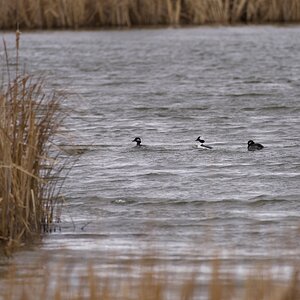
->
[2,26,300,286]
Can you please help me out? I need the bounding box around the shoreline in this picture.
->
[1,22,300,33]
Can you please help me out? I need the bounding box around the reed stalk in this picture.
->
[0,34,67,255]
[0,258,299,300]
[1,0,300,29]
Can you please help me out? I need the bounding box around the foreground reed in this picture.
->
[1,258,299,300]
[0,39,67,255]
[0,0,300,30]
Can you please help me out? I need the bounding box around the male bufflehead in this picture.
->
[132,137,143,147]
[195,136,205,144]
[247,140,264,151]
[195,136,213,149]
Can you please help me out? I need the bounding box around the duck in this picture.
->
[132,137,143,147]
[195,136,205,144]
[247,140,264,151]
[195,136,213,149]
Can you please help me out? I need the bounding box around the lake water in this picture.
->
[1,26,300,295]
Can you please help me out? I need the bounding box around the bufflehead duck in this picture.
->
[132,137,143,146]
[195,136,205,144]
[195,136,213,149]
[247,140,264,151]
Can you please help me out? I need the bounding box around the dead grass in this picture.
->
[0,33,67,255]
[0,0,300,29]
[0,258,299,300]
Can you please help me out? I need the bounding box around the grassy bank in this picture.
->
[0,37,66,255]
[1,258,299,299]
[1,0,300,30]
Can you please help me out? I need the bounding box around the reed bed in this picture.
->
[1,258,299,300]
[1,0,300,30]
[0,37,67,255]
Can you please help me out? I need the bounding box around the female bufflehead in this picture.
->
[247,140,264,151]
[195,136,213,149]
[132,137,143,147]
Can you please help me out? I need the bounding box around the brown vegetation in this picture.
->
[1,258,299,299]
[0,36,66,255]
[0,0,300,30]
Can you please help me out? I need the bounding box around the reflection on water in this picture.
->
[1,26,300,285]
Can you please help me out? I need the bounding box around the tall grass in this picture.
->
[0,35,67,255]
[0,0,300,29]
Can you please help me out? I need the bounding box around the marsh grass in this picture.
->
[1,257,299,300]
[0,34,68,255]
[1,0,300,29]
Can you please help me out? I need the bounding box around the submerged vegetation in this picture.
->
[0,35,67,255]
[0,0,300,30]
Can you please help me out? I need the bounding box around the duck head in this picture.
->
[132,137,142,146]
[195,136,205,143]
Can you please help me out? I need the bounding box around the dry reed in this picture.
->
[0,0,300,29]
[0,33,67,255]
[0,258,299,300]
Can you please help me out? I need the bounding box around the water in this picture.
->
[1,26,300,289]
